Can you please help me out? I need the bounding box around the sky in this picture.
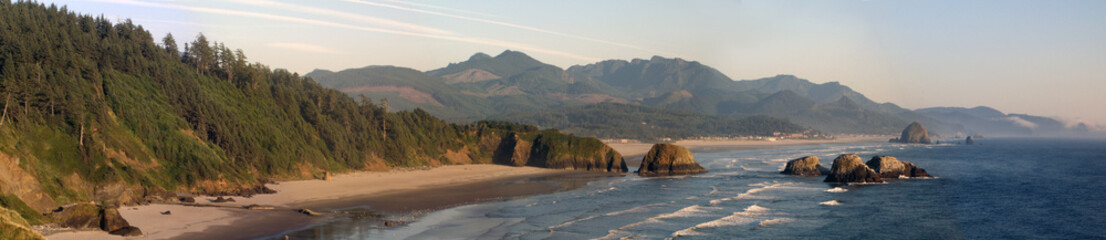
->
[44,0,1106,125]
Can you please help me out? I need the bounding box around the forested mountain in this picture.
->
[0,1,620,226]
[916,106,1071,137]
[494,103,815,140]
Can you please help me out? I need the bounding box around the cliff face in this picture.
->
[865,156,931,178]
[824,154,883,183]
[0,206,45,240]
[637,144,707,177]
[891,122,931,144]
[493,131,628,173]
[781,156,829,176]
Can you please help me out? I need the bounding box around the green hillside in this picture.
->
[0,1,618,225]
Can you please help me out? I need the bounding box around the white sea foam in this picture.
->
[655,205,716,219]
[549,202,668,230]
[819,200,841,206]
[757,217,794,227]
[825,187,848,193]
[670,204,771,238]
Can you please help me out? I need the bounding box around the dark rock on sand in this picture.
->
[781,156,830,176]
[637,144,707,177]
[211,197,236,203]
[109,226,143,236]
[890,122,931,144]
[244,204,275,210]
[178,196,196,203]
[866,156,932,178]
[824,154,883,183]
[160,210,171,215]
[99,207,130,232]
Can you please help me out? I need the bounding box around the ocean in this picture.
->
[276,138,1106,239]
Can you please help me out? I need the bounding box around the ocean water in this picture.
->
[278,138,1106,239]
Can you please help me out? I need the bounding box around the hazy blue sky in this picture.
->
[47,0,1106,125]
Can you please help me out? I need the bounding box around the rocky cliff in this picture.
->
[891,122,932,144]
[781,156,830,176]
[493,131,627,172]
[865,156,931,178]
[824,154,883,183]
[637,144,707,177]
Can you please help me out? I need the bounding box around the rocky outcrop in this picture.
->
[866,156,931,178]
[890,122,931,144]
[493,132,628,172]
[780,156,829,176]
[966,136,974,145]
[824,154,883,183]
[50,203,142,236]
[637,144,707,177]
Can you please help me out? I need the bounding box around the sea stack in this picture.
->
[890,122,931,144]
[824,154,883,183]
[781,156,830,176]
[966,136,974,145]
[865,156,931,178]
[637,143,707,177]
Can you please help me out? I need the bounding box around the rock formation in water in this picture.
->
[637,144,707,177]
[823,154,883,183]
[889,122,932,144]
[865,156,931,178]
[493,132,628,172]
[49,203,142,236]
[966,136,974,145]
[780,156,830,176]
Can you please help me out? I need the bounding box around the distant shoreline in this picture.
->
[608,135,892,158]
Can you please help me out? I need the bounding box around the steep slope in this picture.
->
[306,66,493,122]
[567,56,736,97]
[0,2,622,224]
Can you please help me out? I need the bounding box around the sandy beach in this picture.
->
[41,135,886,240]
[43,165,611,240]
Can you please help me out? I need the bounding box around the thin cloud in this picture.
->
[343,0,665,54]
[379,0,507,19]
[230,0,453,35]
[266,42,342,55]
[90,0,600,62]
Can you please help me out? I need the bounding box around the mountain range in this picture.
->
[308,51,1084,138]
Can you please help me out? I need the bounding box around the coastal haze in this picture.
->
[1,1,1104,240]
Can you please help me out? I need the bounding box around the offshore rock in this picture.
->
[493,132,628,172]
[966,136,975,145]
[865,156,931,178]
[781,156,830,176]
[890,122,931,144]
[824,154,883,183]
[637,144,707,177]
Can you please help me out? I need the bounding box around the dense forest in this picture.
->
[0,1,615,226]
[496,103,816,141]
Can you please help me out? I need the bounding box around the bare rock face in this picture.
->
[824,154,883,183]
[890,122,931,144]
[866,156,931,178]
[99,207,130,232]
[637,144,707,177]
[780,156,830,176]
[493,132,628,172]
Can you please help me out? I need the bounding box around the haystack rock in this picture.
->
[780,156,830,176]
[966,136,974,145]
[823,154,883,183]
[637,144,707,177]
[865,156,931,178]
[890,122,931,144]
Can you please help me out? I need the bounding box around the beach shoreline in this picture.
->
[42,165,617,240]
[41,135,888,240]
